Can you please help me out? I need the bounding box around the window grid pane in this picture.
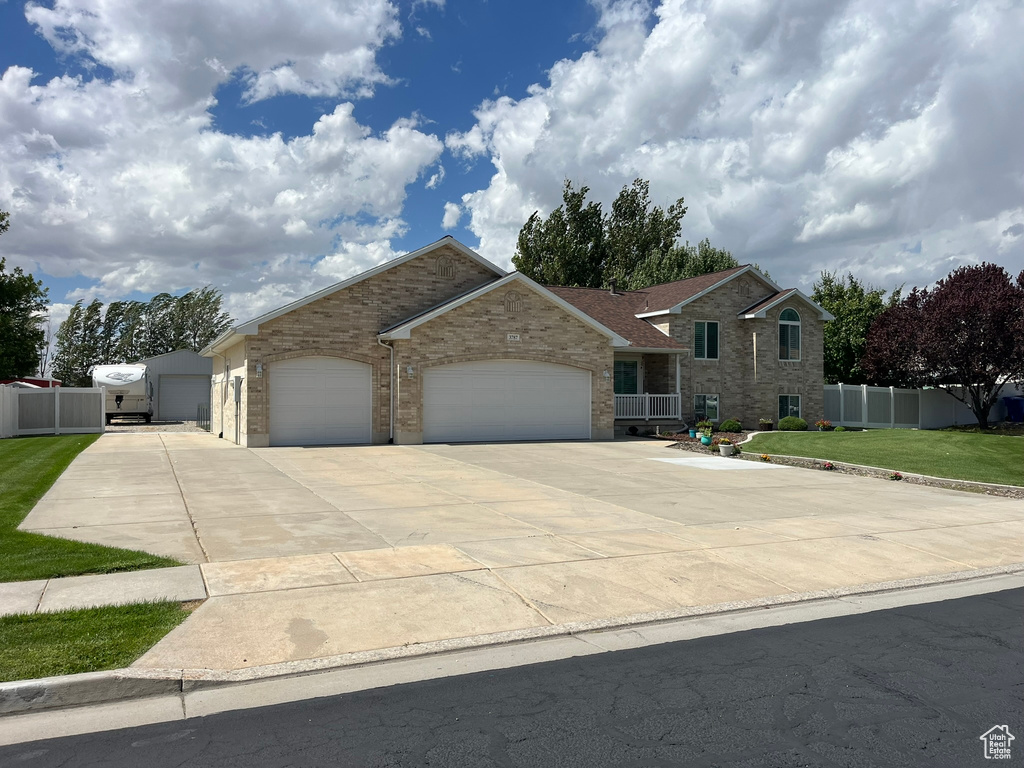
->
[707,322,719,359]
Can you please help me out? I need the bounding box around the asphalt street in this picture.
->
[3,588,1021,767]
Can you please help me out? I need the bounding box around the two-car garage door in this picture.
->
[270,357,372,446]
[268,356,591,446]
[423,360,591,443]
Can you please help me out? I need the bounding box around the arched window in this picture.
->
[779,308,800,360]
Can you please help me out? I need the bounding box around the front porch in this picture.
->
[614,352,684,422]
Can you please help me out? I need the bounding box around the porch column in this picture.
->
[675,353,681,418]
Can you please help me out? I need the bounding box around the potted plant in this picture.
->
[688,427,697,438]
[814,419,833,432]
[697,420,714,444]
[718,437,735,456]
[758,418,773,431]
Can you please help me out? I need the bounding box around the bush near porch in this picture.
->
[743,429,1024,487]
[0,435,181,582]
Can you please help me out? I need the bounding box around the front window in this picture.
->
[779,308,801,360]
[779,394,801,419]
[694,321,719,359]
[614,360,639,394]
[695,394,719,421]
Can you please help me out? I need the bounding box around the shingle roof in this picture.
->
[545,286,685,349]
[635,266,749,313]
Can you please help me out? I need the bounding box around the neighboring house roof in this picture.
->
[380,273,631,347]
[201,237,506,355]
[545,286,685,350]
[739,288,835,320]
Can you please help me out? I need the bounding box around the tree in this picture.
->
[861,263,1024,428]
[52,300,88,386]
[171,286,233,352]
[604,179,687,289]
[0,212,50,379]
[513,178,732,290]
[514,181,606,288]
[811,271,901,384]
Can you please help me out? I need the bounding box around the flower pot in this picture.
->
[695,431,703,439]
[719,444,735,456]
[700,436,712,445]
[688,429,696,438]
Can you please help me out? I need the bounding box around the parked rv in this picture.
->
[91,364,154,424]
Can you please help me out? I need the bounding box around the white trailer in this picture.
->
[92,364,154,424]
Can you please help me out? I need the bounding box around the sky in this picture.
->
[1,0,1023,332]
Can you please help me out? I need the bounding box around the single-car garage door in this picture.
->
[270,356,372,446]
[158,375,210,421]
[423,359,591,443]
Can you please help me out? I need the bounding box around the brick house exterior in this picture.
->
[203,237,829,446]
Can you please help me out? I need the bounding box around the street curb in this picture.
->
[3,562,1023,717]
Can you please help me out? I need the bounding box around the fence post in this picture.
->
[890,386,895,428]
[54,386,61,436]
[838,383,844,426]
[861,384,868,428]
[100,386,106,434]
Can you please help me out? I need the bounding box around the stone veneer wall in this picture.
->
[391,282,615,443]
[668,273,825,427]
[241,245,498,446]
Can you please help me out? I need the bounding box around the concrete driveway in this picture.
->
[20,433,1024,673]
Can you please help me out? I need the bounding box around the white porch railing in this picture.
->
[615,394,681,420]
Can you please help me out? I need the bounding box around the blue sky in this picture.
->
[1,0,1022,329]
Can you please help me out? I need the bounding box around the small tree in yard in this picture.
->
[861,263,1024,428]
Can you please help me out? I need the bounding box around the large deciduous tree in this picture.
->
[513,179,736,290]
[0,212,50,379]
[861,263,1024,428]
[811,271,901,384]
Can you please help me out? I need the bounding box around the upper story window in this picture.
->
[779,308,801,360]
[694,321,719,360]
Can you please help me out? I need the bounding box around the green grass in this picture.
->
[0,435,181,582]
[0,602,190,682]
[744,429,1024,486]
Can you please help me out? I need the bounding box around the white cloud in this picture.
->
[450,0,1024,290]
[441,201,461,230]
[1,1,445,322]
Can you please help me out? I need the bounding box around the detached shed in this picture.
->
[137,350,213,421]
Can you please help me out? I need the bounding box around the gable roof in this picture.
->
[545,286,684,350]
[380,273,630,346]
[739,288,835,320]
[202,237,505,355]
[634,265,780,317]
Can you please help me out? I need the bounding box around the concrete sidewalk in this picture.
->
[0,567,206,617]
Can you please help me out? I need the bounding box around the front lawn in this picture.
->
[743,429,1024,486]
[0,435,181,582]
[0,602,190,682]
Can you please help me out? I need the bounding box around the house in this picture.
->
[135,349,213,421]
[201,237,831,447]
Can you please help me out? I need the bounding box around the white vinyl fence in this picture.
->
[0,386,106,438]
[824,383,1024,430]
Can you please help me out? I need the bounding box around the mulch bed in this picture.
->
[662,433,1024,499]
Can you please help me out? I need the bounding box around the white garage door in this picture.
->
[424,360,591,443]
[158,375,210,421]
[270,356,372,446]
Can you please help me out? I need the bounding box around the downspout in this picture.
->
[377,337,395,443]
